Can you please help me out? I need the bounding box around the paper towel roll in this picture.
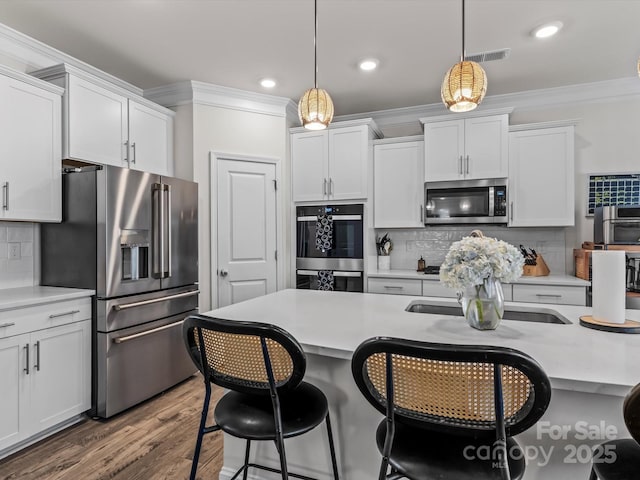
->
[592,250,626,324]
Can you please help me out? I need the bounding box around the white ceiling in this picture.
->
[1,0,639,116]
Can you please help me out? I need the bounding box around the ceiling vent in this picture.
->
[464,48,511,63]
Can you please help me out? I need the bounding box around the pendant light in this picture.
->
[298,0,334,130]
[441,0,487,112]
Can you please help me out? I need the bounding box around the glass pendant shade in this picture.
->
[441,60,487,112]
[298,87,334,130]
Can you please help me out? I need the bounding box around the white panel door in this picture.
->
[464,115,508,180]
[217,159,277,308]
[128,99,172,176]
[30,321,90,433]
[328,125,368,200]
[509,126,575,227]
[67,75,128,166]
[2,77,62,222]
[291,131,328,202]
[0,333,29,451]
[424,119,464,181]
[374,141,424,228]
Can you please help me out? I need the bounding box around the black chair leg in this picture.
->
[589,467,598,480]
[274,434,288,480]
[325,412,340,479]
[189,382,212,480]
[242,440,251,480]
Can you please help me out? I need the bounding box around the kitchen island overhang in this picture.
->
[204,289,640,480]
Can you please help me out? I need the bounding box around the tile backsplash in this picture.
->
[376,226,567,274]
[0,222,37,288]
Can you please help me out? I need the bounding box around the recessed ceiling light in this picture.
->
[358,59,379,72]
[260,78,276,88]
[532,21,563,39]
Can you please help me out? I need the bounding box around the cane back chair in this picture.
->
[183,314,340,480]
[351,337,552,480]
[589,382,640,479]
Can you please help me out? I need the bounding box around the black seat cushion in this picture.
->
[375,420,526,480]
[592,439,640,479]
[214,381,328,441]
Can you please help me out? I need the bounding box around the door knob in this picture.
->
[219,268,228,277]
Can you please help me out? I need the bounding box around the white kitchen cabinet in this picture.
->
[422,113,509,182]
[0,296,91,456]
[508,124,575,227]
[32,64,174,176]
[291,119,379,202]
[512,283,586,306]
[374,138,425,228]
[368,277,422,296]
[0,66,63,222]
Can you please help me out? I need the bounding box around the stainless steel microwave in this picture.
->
[424,178,508,225]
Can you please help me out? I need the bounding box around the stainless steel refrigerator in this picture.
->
[41,165,198,418]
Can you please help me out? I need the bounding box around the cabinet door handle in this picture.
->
[124,140,130,166]
[2,181,9,211]
[465,155,470,175]
[458,156,463,175]
[323,178,327,196]
[510,202,514,221]
[34,340,40,371]
[329,178,334,196]
[49,309,80,319]
[24,344,29,375]
[420,205,423,223]
[131,142,136,164]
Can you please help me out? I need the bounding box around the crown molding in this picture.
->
[144,80,295,118]
[289,118,382,137]
[0,22,143,96]
[419,107,514,125]
[335,77,640,133]
[0,63,64,95]
[509,119,580,132]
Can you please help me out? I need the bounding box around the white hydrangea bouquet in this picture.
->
[440,232,524,329]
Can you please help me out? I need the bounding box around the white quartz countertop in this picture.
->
[205,289,639,396]
[368,269,590,286]
[0,286,95,311]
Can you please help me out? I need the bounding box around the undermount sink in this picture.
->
[405,301,572,325]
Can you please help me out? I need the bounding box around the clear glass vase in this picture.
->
[459,277,505,330]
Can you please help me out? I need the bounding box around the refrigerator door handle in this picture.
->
[166,184,172,278]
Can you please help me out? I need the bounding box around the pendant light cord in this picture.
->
[461,0,465,62]
[314,0,318,89]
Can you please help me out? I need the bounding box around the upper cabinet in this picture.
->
[0,66,63,222]
[291,119,380,202]
[373,138,424,228]
[32,64,174,176]
[421,111,510,182]
[508,123,575,227]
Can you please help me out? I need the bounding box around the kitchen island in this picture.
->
[204,289,640,480]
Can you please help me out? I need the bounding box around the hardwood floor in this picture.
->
[0,374,223,480]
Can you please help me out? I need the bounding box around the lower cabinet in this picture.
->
[0,298,91,455]
[422,279,457,299]
[368,278,422,296]
[512,284,586,306]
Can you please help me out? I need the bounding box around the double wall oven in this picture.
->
[296,204,364,292]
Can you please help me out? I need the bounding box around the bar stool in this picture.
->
[183,314,340,480]
[351,337,552,480]
[588,382,640,479]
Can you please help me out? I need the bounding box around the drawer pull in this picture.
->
[24,344,29,375]
[113,319,184,344]
[384,285,404,290]
[113,290,199,311]
[535,294,562,298]
[0,322,15,328]
[49,309,80,319]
